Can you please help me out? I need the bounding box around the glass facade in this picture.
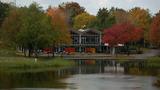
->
[70,29,101,46]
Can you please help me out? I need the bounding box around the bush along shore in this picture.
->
[146,56,160,87]
[147,56,160,68]
[0,57,75,73]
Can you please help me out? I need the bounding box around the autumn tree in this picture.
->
[1,7,22,46]
[128,7,151,45]
[73,13,96,29]
[110,7,129,24]
[47,7,71,56]
[150,11,160,48]
[0,1,10,26]
[103,23,143,55]
[59,2,85,27]
[0,1,10,44]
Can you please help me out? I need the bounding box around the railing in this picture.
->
[70,44,101,46]
[63,54,145,61]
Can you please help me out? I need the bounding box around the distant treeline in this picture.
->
[0,1,159,56]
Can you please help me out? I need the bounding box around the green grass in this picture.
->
[115,55,133,59]
[146,56,160,68]
[0,48,17,57]
[0,57,75,73]
[0,47,75,73]
[114,55,135,63]
[141,48,150,52]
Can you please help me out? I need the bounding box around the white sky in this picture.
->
[1,0,160,15]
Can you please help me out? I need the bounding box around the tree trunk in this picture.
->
[28,48,31,57]
[34,49,38,58]
[111,47,116,56]
[52,46,55,57]
[126,44,130,56]
[24,48,27,57]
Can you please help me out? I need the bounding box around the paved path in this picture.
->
[63,49,160,60]
[133,49,160,59]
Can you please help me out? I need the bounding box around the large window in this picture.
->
[72,36,79,44]
[81,35,100,44]
[81,36,86,44]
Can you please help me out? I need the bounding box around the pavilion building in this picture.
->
[59,29,108,53]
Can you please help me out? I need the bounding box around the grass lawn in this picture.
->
[0,57,75,73]
[0,47,75,72]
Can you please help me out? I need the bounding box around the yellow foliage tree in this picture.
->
[128,7,151,42]
[73,13,96,30]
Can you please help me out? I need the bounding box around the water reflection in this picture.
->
[0,71,69,89]
[0,65,159,90]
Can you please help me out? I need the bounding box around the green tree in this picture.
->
[59,2,85,27]
[94,8,116,31]
[18,3,53,57]
[73,13,96,29]
[2,3,53,57]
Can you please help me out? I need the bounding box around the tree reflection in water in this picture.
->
[0,65,159,90]
[0,71,69,89]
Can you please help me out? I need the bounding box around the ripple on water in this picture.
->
[64,74,159,90]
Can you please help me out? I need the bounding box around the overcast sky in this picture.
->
[1,0,160,15]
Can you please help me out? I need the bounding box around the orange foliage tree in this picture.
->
[59,2,85,27]
[150,11,160,47]
[47,7,71,44]
[1,8,22,46]
[111,8,129,24]
[47,7,71,55]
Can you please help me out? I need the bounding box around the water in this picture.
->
[0,66,159,90]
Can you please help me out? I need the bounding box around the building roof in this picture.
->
[69,29,81,34]
[82,29,101,34]
[70,28,101,35]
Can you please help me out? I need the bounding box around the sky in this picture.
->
[1,0,160,15]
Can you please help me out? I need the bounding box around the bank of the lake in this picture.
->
[147,56,160,86]
[0,57,75,73]
[147,56,160,68]
[127,56,160,87]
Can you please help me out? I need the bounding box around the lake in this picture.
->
[0,65,159,90]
